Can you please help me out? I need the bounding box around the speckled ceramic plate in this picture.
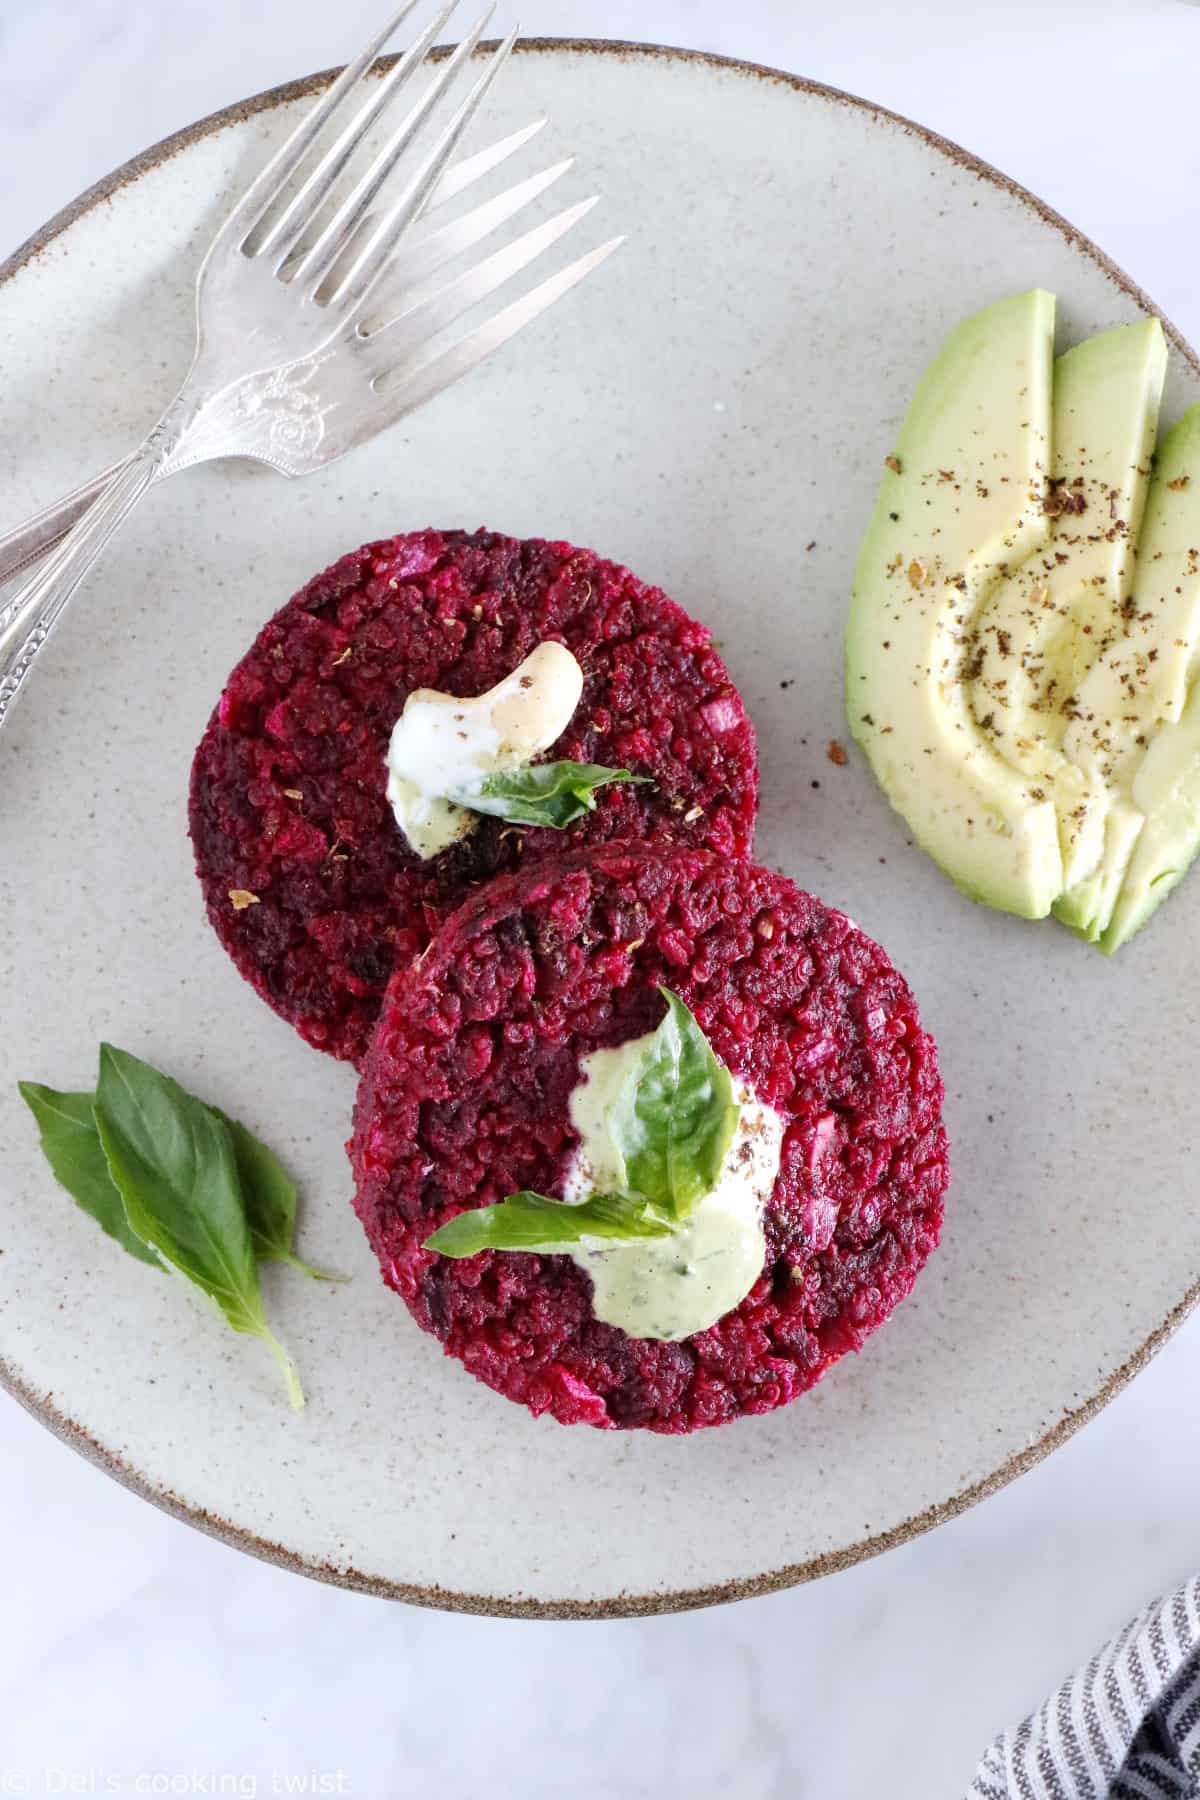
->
[3,41,1199,1618]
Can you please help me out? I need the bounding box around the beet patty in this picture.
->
[189,529,758,1066]
[350,843,949,1433]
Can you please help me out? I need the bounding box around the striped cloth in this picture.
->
[969,1579,1200,1799]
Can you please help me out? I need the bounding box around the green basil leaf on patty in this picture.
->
[608,989,740,1223]
[423,990,741,1261]
[456,761,650,831]
[424,1189,672,1257]
[93,1046,304,1410]
[18,1083,163,1267]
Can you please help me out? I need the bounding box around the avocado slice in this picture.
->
[847,290,1061,917]
[1100,687,1200,951]
[974,320,1165,896]
[1049,804,1143,941]
[1079,402,1200,949]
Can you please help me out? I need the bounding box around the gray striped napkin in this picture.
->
[968,1578,1200,1798]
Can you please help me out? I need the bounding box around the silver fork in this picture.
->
[0,124,572,585]
[0,4,620,730]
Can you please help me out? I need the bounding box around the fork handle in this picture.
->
[0,458,130,591]
[0,410,184,732]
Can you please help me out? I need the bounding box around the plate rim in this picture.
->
[3,36,1198,1620]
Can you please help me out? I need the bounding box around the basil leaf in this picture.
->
[93,1046,303,1409]
[457,762,650,830]
[18,1083,162,1268]
[423,991,742,1261]
[424,1190,671,1257]
[608,989,740,1222]
[213,1109,344,1282]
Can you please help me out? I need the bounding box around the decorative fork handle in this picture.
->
[0,405,187,730]
[0,459,128,590]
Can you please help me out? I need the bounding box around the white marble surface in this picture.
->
[3,1,1200,1794]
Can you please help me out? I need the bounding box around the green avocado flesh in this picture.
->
[847,290,1060,918]
[848,289,1200,948]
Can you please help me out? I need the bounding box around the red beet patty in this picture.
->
[351,843,949,1433]
[189,529,758,1066]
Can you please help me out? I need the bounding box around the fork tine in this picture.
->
[285,121,552,300]
[229,1,422,247]
[371,235,623,410]
[325,24,519,311]
[291,6,497,293]
[363,197,599,354]
[427,118,547,209]
[257,0,463,265]
[357,158,574,327]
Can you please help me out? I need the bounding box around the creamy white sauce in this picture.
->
[385,641,584,858]
[555,1036,785,1341]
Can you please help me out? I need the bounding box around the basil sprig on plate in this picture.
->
[453,761,650,832]
[19,1084,163,1267]
[209,1106,335,1279]
[20,1047,343,1409]
[424,989,740,1258]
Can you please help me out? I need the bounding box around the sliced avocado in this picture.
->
[972,321,1165,898]
[1101,686,1200,951]
[848,296,1200,950]
[1082,402,1200,949]
[1069,400,1200,754]
[847,290,1062,917]
[1048,803,1143,942]
[1047,321,1164,691]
